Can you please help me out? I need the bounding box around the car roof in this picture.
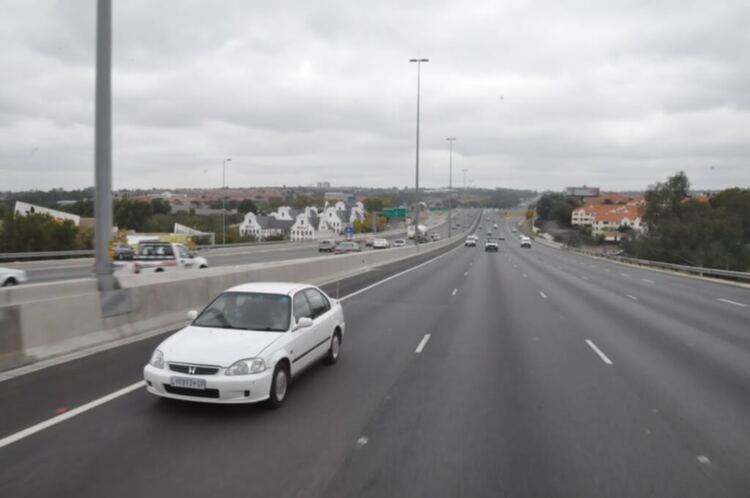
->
[224,282,313,295]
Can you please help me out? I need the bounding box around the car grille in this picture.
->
[164,385,220,398]
[169,364,219,375]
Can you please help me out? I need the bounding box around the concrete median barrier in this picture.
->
[0,234,467,373]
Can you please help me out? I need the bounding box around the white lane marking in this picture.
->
[585,339,614,365]
[522,273,527,278]
[697,455,711,465]
[464,271,468,276]
[340,243,462,302]
[0,381,145,450]
[415,334,431,353]
[539,291,548,299]
[452,288,458,296]
[620,273,630,278]
[513,264,518,268]
[626,294,639,301]
[357,436,369,447]
[717,298,748,308]
[641,278,655,284]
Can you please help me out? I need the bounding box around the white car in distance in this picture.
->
[520,236,532,248]
[143,282,345,407]
[372,238,390,249]
[0,267,28,287]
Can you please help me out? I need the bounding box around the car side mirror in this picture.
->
[295,317,314,330]
[187,310,198,320]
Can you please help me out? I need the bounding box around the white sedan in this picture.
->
[372,238,390,249]
[144,282,345,407]
[1,267,28,287]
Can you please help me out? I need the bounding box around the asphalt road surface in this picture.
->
[1,211,749,497]
[1,212,461,284]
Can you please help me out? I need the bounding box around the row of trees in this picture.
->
[624,172,750,271]
[0,213,92,252]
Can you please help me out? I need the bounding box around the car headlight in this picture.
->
[149,349,165,369]
[225,358,266,376]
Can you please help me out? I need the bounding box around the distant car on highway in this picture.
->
[430,233,441,241]
[392,239,407,248]
[318,240,337,253]
[0,267,28,287]
[465,237,477,247]
[115,242,208,274]
[334,241,362,254]
[364,237,375,247]
[520,236,532,248]
[143,282,345,407]
[486,231,492,237]
[114,242,135,260]
[372,238,390,249]
[485,238,499,252]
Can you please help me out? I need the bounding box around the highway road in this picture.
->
[1,210,749,497]
[1,212,460,284]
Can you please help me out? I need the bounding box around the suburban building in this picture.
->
[239,201,365,241]
[571,204,643,242]
[14,201,81,226]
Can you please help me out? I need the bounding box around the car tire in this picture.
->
[325,330,342,365]
[199,265,207,269]
[267,363,289,409]
[3,278,17,287]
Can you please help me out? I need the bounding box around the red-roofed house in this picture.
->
[571,204,643,242]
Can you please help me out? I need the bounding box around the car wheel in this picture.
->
[325,330,342,365]
[3,277,17,287]
[199,265,207,269]
[267,363,289,409]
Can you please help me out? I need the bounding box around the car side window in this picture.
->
[293,292,312,322]
[177,246,190,259]
[304,289,330,318]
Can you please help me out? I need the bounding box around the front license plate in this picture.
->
[170,376,206,389]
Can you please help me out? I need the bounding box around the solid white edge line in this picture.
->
[626,294,639,301]
[415,334,431,353]
[339,243,463,302]
[717,298,748,308]
[539,291,547,299]
[585,339,614,365]
[0,381,145,450]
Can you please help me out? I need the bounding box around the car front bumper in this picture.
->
[143,364,274,404]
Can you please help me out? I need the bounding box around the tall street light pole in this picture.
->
[446,137,456,239]
[222,157,232,244]
[94,0,113,292]
[409,58,428,245]
[462,168,468,228]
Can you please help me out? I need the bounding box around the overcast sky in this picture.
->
[1,0,749,192]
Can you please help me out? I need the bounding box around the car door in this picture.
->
[303,288,335,360]
[290,291,319,371]
[176,245,195,269]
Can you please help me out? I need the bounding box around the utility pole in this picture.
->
[94,0,113,292]
[222,157,232,244]
[409,58,428,245]
[446,137,456,239]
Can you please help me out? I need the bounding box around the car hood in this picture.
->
[159,325,284,366]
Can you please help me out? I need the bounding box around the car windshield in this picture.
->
[193,292,291,332]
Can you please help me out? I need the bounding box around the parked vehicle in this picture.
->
[143,282,345,407]
[0,267,28,287]
[372,238,390,249]
[334,241,362,254]
[318,240,337,253]
[392,239,407,248]
[115,242,208,274]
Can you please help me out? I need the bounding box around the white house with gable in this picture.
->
[238,212,263,238]
[289,212,316,241]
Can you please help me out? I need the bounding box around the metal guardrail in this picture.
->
[571,249,750,282]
